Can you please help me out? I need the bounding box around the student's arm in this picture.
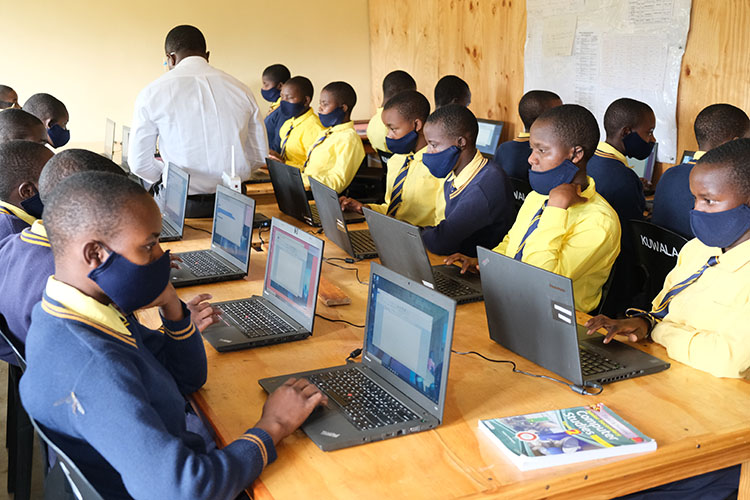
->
[421,190,490,255]
[493,232,511,255]
[129,92,165,183]
[306,136,364,194]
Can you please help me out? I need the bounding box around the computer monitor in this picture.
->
[103,118,116,160]
[210,186,254,269]
[680,150,696,164]
[476,119,504,158]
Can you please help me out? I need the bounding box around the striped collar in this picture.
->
[595,141,629,167]
[447,150,487,199]
[326,121,355,134]
[0,200,36,226]
[693,150,706,161]
[20,220,49,247]
[289,107,316,126]
[515,131,530,141]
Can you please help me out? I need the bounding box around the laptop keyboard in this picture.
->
[349,230,377,254]
[433,271,478,298]
[579,348,622,376]
[307,368,419,431]
[161,222,179,238]
[217,300,296,338]
[179,251,233,277]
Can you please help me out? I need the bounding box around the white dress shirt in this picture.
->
[128,56,268,194]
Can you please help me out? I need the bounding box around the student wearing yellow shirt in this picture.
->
[268,76,323,168]
[341,90,445,227]
[366,70,417,153]
[298,82,365,194]
[446,104,620,313]
[261,64,291,152]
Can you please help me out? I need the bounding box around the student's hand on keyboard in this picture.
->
[548,183,586,209]
[186,293,221,332]
[256,378,329,445]
[444,253,480,274]
[339,196,364,214]
[585,315,650,344]
[169,253,182,269]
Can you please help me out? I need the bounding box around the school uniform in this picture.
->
[20,277,275,500]
[651,151,705,239]
[366,106,389,153]
[264,106,285,152]
[279,108,325,168]
[367,147,446,227]
[268,97,281,114]
[421,150,514,257]
[586,142,646,223]
[301,121,365,194]
[0,221,54,364]
[493,178,621,313]
[0,200,35,240]
[493,132,531,180]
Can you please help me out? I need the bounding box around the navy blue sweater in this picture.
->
[651,160,695,239]
[493,137,531,181]
[265,108,285,152]
[586,149,645,225]
[0,209,31,242]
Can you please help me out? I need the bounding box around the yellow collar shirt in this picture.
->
[279,108,324,168]
[366,107,389,153]
[651,237,750,378]
[300,122,365,194]
[0,200,36,226]
[595,141,629,167]
[493,177,621,312]
[367,147,446,227]
[267,97,281,115]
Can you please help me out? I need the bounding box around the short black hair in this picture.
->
[0,141,52,200]
[285,76,314,100]
[45,172,150,260]
[603,98,653,137]
[434,75,471,109]
[0,109,44,144]
[519,90,562,130]
[22,93,68,124]
[535,104,600,161]
[383,90,430,122]
[382,70,417,102]
[426,104,479,144]
[694,104,750,151]
[697,138,750,198]
[165,25,206,54]
[39,149,126,202]
[0,85,16,108]
[322,81,357,110]
[262,64,291,85]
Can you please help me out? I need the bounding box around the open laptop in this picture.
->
[170,185,254,287]
[309,177,377,259]
[103,118,116,160]
[476,118,504,159]
[680,150,696,164]
[259,263,456,451]
[363,207,483,304]
[202,217,324,351]
[121,125,131,171]
[477,247,670,388]
[159,164,190,242]
[266,158,364,227]
[629,142,658,195]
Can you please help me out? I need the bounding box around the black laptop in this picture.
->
[159,163,189,242]
[170,185,254,287]
[477,247,670,387]
[259,263,456,451]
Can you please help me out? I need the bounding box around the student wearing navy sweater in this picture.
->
[0,140,52,239]
[421,104,514,256]
[652,104,750,238]
[434,75,471,109]
[20,172,326,499]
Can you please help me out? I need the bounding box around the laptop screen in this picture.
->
[211,189,253,266]
[680,150,696,164]
[629,143,658,182]
[163,164,188,228]
[365,271,451,405]
[476,119,504,156]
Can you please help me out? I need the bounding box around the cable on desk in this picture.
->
[451,349,604,396]
[257,226,270,248]
[315,313,365,329]
[345,348,363,363]
[185,224,212,235]
[323,258,368,285]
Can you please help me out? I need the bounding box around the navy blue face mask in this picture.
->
[386,130,418,155]
[20,192,44,219]
[423,146,461,178]
[88,248,172,314]
[319,107,346,128]
[261,87,281,103]
[528,159,579,195]
[47,124,70,148]
[278,100,307,119]
[622,131,654,160]
[690,205,750,249]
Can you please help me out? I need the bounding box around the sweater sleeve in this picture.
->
[421,188,491,255]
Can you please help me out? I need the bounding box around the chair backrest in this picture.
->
[0,315,26,370]
[376,149,393,171]
[629,219,689,301]
[508,177,532,212]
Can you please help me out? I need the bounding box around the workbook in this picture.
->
[478,403,656,471]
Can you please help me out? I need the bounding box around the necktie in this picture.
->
[386,154,414,217]
[302,129,333,171]
[280,122,295,160]
[514,201,548,261]
[650,255,719,320]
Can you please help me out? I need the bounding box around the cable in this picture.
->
[185,224,211,235]
[451,350,604,396]
[257,226,269,248]
[323,258,368,285]
[345,348,363,363]
[315,313,365,329]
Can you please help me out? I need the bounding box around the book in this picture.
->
[478,403,656,471]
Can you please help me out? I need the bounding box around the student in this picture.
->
[269,76,324,169]
[19,171,326,499]
[366,70,417,153]
[341,90,445,227]
[23,93,71,148]
[261,63,291,151]
[652,104,750,238]
[0,141,53,238]
[420,104,513,257]
[0,108,48,145]
[0,85,20,109]
[446,104,621,313]
[494,90,562,180]
[434,75,471,109]
[298,81,365,194]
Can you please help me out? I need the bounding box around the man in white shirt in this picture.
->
[129,25,268,216]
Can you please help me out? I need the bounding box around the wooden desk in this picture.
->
[145,205,750,499]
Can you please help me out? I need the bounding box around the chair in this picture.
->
[629,219,689,304]
[375,149,393,197]
[508,177,532,213]
[345,155,386,204]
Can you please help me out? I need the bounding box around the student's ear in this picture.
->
[456,135,468,150]
[620,127,632,139]
[275,82,284,91]
[571,146,585,164]
[83,241,107,269]
[341,104,349,114]
[303,96,312,108]
[414,118,425,134]
[43,117,53,129]
[17,181,38,201]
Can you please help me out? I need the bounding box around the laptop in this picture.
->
[309,177,377,259]
[680,150,696,164]
[629,142,658,195]
[259,263,456,451]
[363,207,483,304]
[103,118,116,160]
[121,126,131,171]
[170,184,254,287]
[477,247,670,388]
[202,217,324,351]
[159,164,190,242]
[246,169,272,184]
[476,118,504,159]
[266,158,364,227]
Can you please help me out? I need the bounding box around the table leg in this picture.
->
[739,461,750,499]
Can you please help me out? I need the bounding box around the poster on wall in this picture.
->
[524,0,692,163]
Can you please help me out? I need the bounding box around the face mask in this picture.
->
[690,205,750,249]
[20,192,44,219]
[319,107,346,128]
[278,100,306,119]
[528,159,579,196]
[423,146,461,178]
[47,124,71,148]
[261,87,281,103]
[385,130,418,155]
[622,131,654,160]
[88,248,172,314]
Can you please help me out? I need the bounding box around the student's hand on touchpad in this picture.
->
[584,315,649,344]
[256,378,328,445]
[444,253,479,274]
[548,183,585,210]
[169,253,183,269]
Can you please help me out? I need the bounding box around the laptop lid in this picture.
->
[104,118,116,160]
[309,177,355,256]
[209,185,255,271]
[476,119,504,157]
[629,143,658,183]
[266,158,313,221]
[121,125,131,170]
[362,263,456,419]
[163,164,190,233]
[680,150,696,164]
[262,217,324,332]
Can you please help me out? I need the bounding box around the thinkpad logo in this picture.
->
[321,431,340,438]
